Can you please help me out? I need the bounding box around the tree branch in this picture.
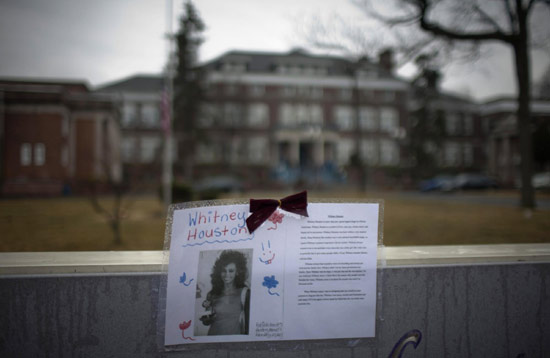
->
[470,0,507,33]
[417,0,513,42]
[526,0,538,12]
[355,0,421,27]
[504,0,519,32]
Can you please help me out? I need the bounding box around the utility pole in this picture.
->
[162,0,174,209]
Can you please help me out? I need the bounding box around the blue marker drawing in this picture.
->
[182,233,254,247]
[262,275,280,296]
[179,272,194,286]
[259,240,275,265]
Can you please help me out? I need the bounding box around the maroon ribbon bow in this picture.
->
[246,191,309,233]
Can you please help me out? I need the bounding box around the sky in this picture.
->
[0,0,548,101]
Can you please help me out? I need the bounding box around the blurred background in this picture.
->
[1,0,549,252]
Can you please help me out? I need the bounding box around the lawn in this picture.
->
[0,191,549,252]
[0,196,167,252]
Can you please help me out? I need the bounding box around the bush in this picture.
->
[197,189,222,201]
[171,183,193,203]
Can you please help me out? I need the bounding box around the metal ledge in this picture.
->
[1,244,550,275]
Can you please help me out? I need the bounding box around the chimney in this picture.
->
[378,49,394,73]
[425,69,441,89]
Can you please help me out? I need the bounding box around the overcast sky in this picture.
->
[0,0,548,101]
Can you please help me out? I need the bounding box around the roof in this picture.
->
[95,74,164,93]
[203,49,389,77]
[480,98,550,116]
[0,77,90,94]
[0,78,118,109]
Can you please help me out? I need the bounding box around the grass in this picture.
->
[382,197,549,245]
[0,196,167,252]
[0,191,549,252]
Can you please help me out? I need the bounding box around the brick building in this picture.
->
[0,79,121,196]
[95,48,550,191]
[96,75,165,188]
[196,49,410,188]
[100,49,411,189]
[481,98,550,187]
[408,69,487,180]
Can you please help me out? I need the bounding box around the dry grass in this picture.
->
[382,198,550,245]
[0,196,167,252]
[0,191,548,252]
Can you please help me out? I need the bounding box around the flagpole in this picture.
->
[162,0,174,209]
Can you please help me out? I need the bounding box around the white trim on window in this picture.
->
[20,143,32,166]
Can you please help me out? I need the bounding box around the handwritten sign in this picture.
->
[164,202,380,345]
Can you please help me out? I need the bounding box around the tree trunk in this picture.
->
[111,219,122,246]
[514,7,535,209]
[112,185,123,245]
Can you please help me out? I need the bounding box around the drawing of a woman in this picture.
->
[202,250,250,335]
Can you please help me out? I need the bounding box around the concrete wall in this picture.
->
[1,248,549,357]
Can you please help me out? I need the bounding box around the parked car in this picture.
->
[453,173,498,190]
[419,175,456,192]
[533,172,550,189]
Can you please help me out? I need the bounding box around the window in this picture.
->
[279,103,293,127]
[380,108,399,132]
[339,88,352,101]
[297,86,309,97]
[248,103,269,127]
[61,145,69,167]
[358,69,378,78]
[359,107,378,131]
[278,104,323,127]
[20,143,32,166]
[141,103,159,127]
[289,66,300,75]
[336,139,355,165]
[463,143,474,166]
[383,90,395,102]
[225,84,238,96]
[464,114,474,135]
[196,143,217,164]
[205,83,217,96]
[249,85,265,97]
[198,104,218,128]
[310,87,323,99]
[122,103,137,126]
[310,105,323,126]
[296,105,308,124]
[229,138,246,163]
[34,143,46,166]
[140,137,161,163]
[222,103,242,127]
[248,137,269,164]
[483,118,490,134]
[222,62,246,73]
[277,65,288,74]
[62,117,69,137]
[304,66,316,76]
[360,139,378,165]
[121,137,136,162]
[334,106,354,130]
[281,86,296,97]
[380,139,399,166]
[444,142,461,166]
[445,113,460,135]
[361,90,374,101]
[315,67,328,76]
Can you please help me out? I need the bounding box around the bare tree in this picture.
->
[352,0,550,209]
[87,118,126,245]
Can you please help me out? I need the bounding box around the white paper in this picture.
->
[164,203,379,345]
